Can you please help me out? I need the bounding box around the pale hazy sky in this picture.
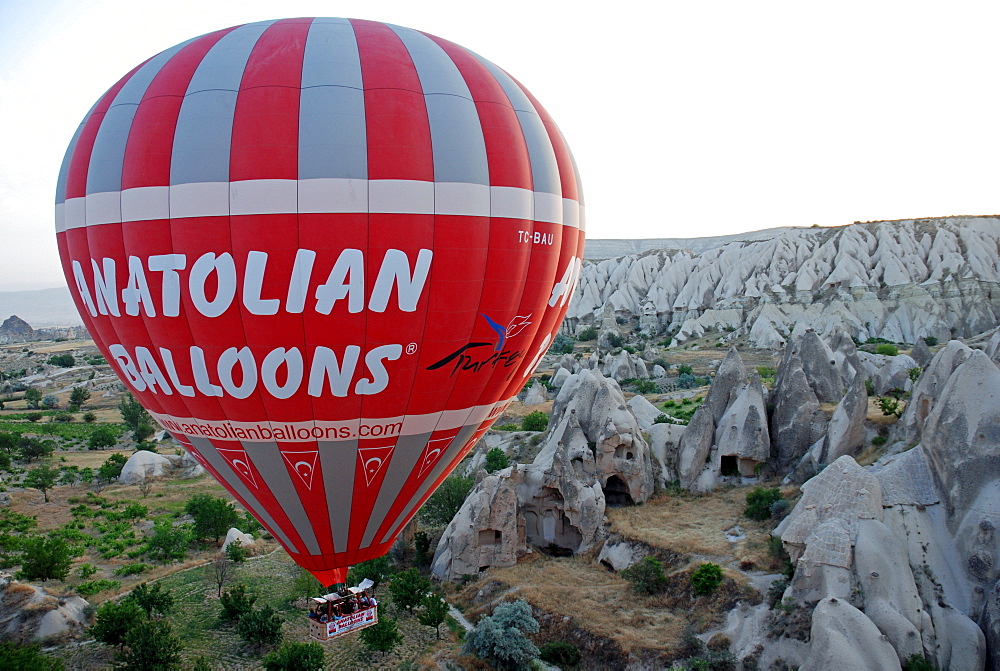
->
[2,1,999,291]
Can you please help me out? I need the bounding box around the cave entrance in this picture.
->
[603,475,634,507]
[720,455,739,476]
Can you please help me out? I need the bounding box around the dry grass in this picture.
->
[462,555,687,656]
[608,487,763,558]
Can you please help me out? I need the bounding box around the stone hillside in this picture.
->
[572,217,1000,348]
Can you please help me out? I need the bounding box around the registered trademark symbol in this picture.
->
[406,343,417,355]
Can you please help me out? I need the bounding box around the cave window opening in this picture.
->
[603,475,634,507]
[720,455,739,477]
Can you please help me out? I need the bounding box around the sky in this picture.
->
[1,0,999,291]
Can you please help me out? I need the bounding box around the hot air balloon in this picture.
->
[55,18,584,596]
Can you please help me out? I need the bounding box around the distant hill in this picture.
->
[582,226,801,259]
[0,287,81,327]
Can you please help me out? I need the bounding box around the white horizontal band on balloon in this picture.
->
[148,397,513,443]
[55,179,584,232]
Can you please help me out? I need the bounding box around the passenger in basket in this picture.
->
[342,599,355,615]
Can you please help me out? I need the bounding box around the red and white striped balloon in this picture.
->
[56,17,583,586]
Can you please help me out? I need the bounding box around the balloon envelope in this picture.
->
[55,17,584,585]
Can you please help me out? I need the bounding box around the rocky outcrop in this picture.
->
[801,598,902,670]
[119,449,205,484]
[221,527,257,553]
[0,315,34,338]
[788,369,869,482]
[569,218,1000,348]
[0,576,90,641]
[433,370,654,581]
[522,380,548,406]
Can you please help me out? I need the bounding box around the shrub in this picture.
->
[540,641,581,668]
[0,641,65,669]
[620,556,667,595]
[484,447,510,474]
[871,435,887,446]
[606,332,623,348]
[113,563,149,576]
[677,364,693,376]
[875,343,899,356]
[908,367,922,383]
[922,336,938,347]
[521,411,548,432]
[465,599,540,669]
[263,642,325,670]
[577,326,598,340]
[76,579,121,596]
[769,499,791,522]
[691,563,724,596]
[877,396,901,417]
[653,414,671,424]
[744,487,783,521]
[48,354,75,368]
[865,379,875,396]
[632,379,658,394]
[146,519,189,561]
[902,654,936,671]
[82,412,97,423]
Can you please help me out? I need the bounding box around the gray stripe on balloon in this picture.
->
[170,21,275,186]
[318,439,357,554]
[299,18,367,180]
[468,53,561,197]
[187,435,300,553]
[359,432,434,549]
[390,25,489,186]
[86,38,193,195]
[242,442,321,555]
[378,423,480,545]
[55,117,90,206]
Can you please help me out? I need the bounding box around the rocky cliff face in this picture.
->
[569,218,1000,348]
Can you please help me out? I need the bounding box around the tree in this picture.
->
[414,531,431,566]
[99,453,128,482]
[125,582,174,618]
[236,605,283,647]
[226,539,249,563]
[118,393,154,442]
[118,618,183,670]
[0,431,18,455]
[388,568,432,613]
[88,425,117,450]
[484,447,510,473]
[211,556,235,598]
[620,556,667,595]
[23,388,42,409]
[23,464,60,502]
[41,395,58,409]
[262,642,325,671]
[677,364,693,376]
[17,535,71,581]
[69,386,91,409]
[18,437,54,462]
[186,494,240,543]
[464,599,540,670]
[0,641,66,670]
[220,584,258,623]
[358,615,402,658]
[346,555,391,595]
[418,474,473,525]
[417,593,449,639]
[91,599,146,649]
[146,519,189,561]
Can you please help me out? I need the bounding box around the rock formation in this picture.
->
[432,369,655,580]
[568,218,1000,348]
[675,347,769,491]
[0,575,90,641]
[0,315,34,338]
[119,449,206,484]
